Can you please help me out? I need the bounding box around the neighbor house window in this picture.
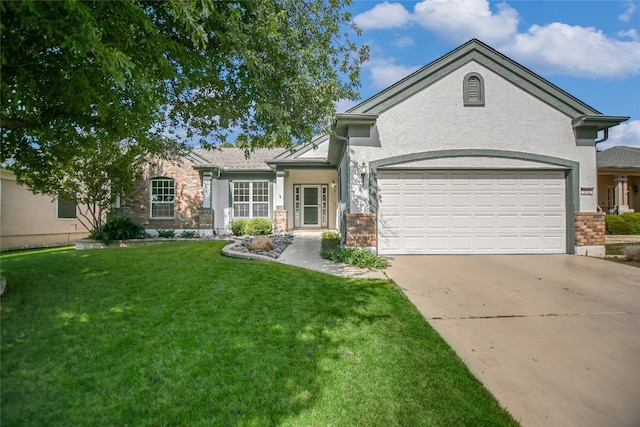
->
[57,199,77,219]
[233,181,270,218]
[151,178,175,218]
[463,72,485,106]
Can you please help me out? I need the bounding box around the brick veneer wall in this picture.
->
[121,158,212,230]
[575,212,605,246]
[344,213,377,248]
[273,210,288,233]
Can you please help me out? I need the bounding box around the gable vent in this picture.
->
[464,72,485,106]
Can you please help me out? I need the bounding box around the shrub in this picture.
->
[321,231,341,251]
[231,219,248,236]
[606,215,634,235]
[180,230,198,238]
[619,212,640,235]
[623,245,640,261]
[157,229,176,238]
[321,247,389,269]
[245,218,273,236]
[91,217,146,244]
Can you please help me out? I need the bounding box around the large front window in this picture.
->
[151,178,175,218]
[233,181,270,218]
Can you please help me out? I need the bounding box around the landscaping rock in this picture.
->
[0,276,6,296]
[232,233,294,259]
[247,235,274,251]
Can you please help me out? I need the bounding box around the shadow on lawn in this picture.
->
[0,242,392,425]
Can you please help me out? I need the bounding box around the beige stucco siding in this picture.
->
[349,61,598,213]
[1,170,90,251]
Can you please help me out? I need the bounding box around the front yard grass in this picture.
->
[1,242,517,426]
[605,244,640,268]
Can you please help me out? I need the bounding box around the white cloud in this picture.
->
[599,120,640,149]
[502,23,640,79]
[618,1,637,22]
[366,57,421,89]
[395,36,415,48]
[618,29,639,42]
[412,0,519,44]
[353,2,411,30]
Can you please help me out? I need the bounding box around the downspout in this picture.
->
[595,128,609,145]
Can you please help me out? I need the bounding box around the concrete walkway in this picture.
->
[277,231,386,279]
[385,255,640,427]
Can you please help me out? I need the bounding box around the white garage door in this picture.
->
[378,170,566,254]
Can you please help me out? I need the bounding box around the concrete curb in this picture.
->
[221,242,277,262]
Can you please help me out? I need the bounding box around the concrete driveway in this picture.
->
[385,255,640,427]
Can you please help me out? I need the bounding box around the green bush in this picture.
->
[91,217,146,244]
[244,218,273,236]
[180,230,198,238]
[231,219,248,236]
[606,214,640,235]
[321,231,341,251]
[157,229,176,238]
[321,247,388,269]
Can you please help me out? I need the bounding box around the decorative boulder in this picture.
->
[247,235,274,251]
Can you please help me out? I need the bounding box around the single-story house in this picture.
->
[596,146,640,214]
[0,168,90,251]
[121,39,629,257]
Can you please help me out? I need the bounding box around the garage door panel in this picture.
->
[378,170,566,255]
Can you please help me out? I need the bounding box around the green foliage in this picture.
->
[180,230,198,238]
[1,0,368,200]
[231,219,249,236]
[321,231,341,240]
[157,229,176,238]
[321,231,341,251]
[606,214,640,235]
[90,216,146,244]
[244,218,273,236]
[321,247,389,270]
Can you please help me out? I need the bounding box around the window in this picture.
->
[57,199,77,219]
[151,178,175,218]
[233,181,270,218]
[463,72,485,106]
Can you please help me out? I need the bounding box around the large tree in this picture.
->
[1,0,368,223]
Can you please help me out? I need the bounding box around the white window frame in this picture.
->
[233,181,271,219]
[150,178,175,219]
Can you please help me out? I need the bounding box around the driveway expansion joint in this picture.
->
[429,310,640,320]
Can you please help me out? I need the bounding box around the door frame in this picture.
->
[293,184,329,228]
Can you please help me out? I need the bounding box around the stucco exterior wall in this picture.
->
[348,61,598,214]
[1,170,90,251]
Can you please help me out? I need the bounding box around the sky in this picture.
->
[338,0,640,149]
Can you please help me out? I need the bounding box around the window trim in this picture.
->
[150,177,176,219]
[232,180,271,219]
[463,72,485,106]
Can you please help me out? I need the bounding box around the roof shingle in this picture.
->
[190,147,287,170]
[596,146,640,169]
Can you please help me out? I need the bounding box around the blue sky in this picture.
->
[339,0,640,149]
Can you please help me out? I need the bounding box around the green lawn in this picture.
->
[1,242,517,426]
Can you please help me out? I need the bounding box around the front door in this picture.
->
[302,185,321,227]
[294,184,329,228]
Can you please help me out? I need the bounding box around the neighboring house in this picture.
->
[0,168,90,251]
[597,146,640,213]
[122,39,629,256]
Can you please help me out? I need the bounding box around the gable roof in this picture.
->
[597,147,640,169]
[348,39,601,118]
[189,147,286,171]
